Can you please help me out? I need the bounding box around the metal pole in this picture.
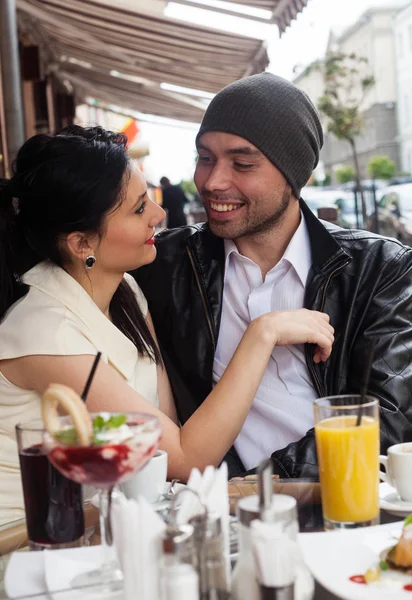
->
[0,0,25,170]
[372,180,379,234]
[46,74,56,133]
[0,59,9,176]
[354,188,360,229]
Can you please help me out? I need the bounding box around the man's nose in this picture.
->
[203,164,232,192]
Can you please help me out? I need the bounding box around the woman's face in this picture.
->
[95,165,165,273]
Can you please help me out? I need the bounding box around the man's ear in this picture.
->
[65,232,94,263]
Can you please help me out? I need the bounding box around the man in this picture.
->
[134,73,412,478]
[159,176,188,229]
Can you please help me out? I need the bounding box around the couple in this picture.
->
[0,73,411,524]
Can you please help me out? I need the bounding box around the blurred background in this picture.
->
[1,0,411,237]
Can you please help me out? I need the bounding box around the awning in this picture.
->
[168,0,310,33]
[58,63,207,122]
[17,0,270,122]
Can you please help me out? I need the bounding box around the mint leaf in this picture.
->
[93,416,106,431]
[106,414,126,429]
[55,428,78,445]
[405,514,412,527]
[379,560,389,571]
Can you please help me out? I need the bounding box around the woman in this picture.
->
[0,126,333,524]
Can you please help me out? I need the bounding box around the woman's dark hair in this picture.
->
[0,125,161,363]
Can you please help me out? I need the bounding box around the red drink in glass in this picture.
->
[16,424,84,551]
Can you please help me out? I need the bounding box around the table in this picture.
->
[0,502,100,599]
[0,480,401,600]
[228,477,400,600]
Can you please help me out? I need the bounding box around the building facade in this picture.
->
[294,4,405,179]
[394,2,412,175]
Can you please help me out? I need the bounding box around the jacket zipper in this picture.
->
[308,259,351,396]
[319,260,350,313]
[187,247,216,348]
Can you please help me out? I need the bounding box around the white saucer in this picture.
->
[90,482,186,511]
[379,481,412,517]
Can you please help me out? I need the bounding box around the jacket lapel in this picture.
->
[187,225,225,344]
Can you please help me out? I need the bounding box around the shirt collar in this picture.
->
[223,211,312,287]
[22,261,137,381]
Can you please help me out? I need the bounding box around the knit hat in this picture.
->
[196,72,323,198]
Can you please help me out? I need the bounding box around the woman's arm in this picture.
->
[0,309,333,481]
[146,311,179,425]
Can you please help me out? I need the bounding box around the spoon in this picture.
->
[161,479,180,501]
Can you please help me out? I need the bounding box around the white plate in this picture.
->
[298,521,412,600]
[380,482,412,517]
[90,482,186,511]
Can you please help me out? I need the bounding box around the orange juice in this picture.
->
[315,415,379,523]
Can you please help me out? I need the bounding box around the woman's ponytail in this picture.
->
[0,178,25,322]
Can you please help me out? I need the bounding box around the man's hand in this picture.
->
[250,309,334,363]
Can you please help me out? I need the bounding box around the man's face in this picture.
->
[194,132,294,240]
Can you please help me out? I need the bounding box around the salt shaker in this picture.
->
[163,564,199,600]
[231,494,299,600]
[162,522,196,567]
[189,511,231,600]
[161,522,199,600]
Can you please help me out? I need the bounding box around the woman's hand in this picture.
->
[250,309,334,363]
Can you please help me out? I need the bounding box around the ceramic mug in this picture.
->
[120,450,168,503]
[380,442,412,502]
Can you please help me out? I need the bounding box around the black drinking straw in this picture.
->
[356,340,377,426]
[81,351,102,401]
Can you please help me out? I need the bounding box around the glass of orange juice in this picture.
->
[314,395,380,530]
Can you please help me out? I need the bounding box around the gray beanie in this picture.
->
[196,72,323,198]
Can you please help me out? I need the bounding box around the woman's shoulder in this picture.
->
[0,287,96,360]
[0,286,64,329]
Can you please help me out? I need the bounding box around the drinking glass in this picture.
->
[43,412,161,588]
[16,420,84,550]
[314,395,380,530]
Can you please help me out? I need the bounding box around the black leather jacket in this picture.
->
[133,200,412,478]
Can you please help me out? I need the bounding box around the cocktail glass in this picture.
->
[43,412,161,588]
[314,395,380,530]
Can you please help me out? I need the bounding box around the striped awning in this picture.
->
[168,0,310,33]
[17,0,269,122]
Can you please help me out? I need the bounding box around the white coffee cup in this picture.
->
[120,450,168,503]
[380,442,412,501]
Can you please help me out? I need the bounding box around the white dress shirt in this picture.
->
[213,214,318,470]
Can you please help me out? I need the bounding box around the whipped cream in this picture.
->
[95,424,134,445]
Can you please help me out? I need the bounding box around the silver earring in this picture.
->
[85,255,96,269]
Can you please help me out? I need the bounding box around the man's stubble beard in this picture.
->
[207,182,292,241]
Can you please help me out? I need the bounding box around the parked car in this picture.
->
[375,183,412,245]
[388,176,412,186]
[301,187,357,228]
[341,179,387,192]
